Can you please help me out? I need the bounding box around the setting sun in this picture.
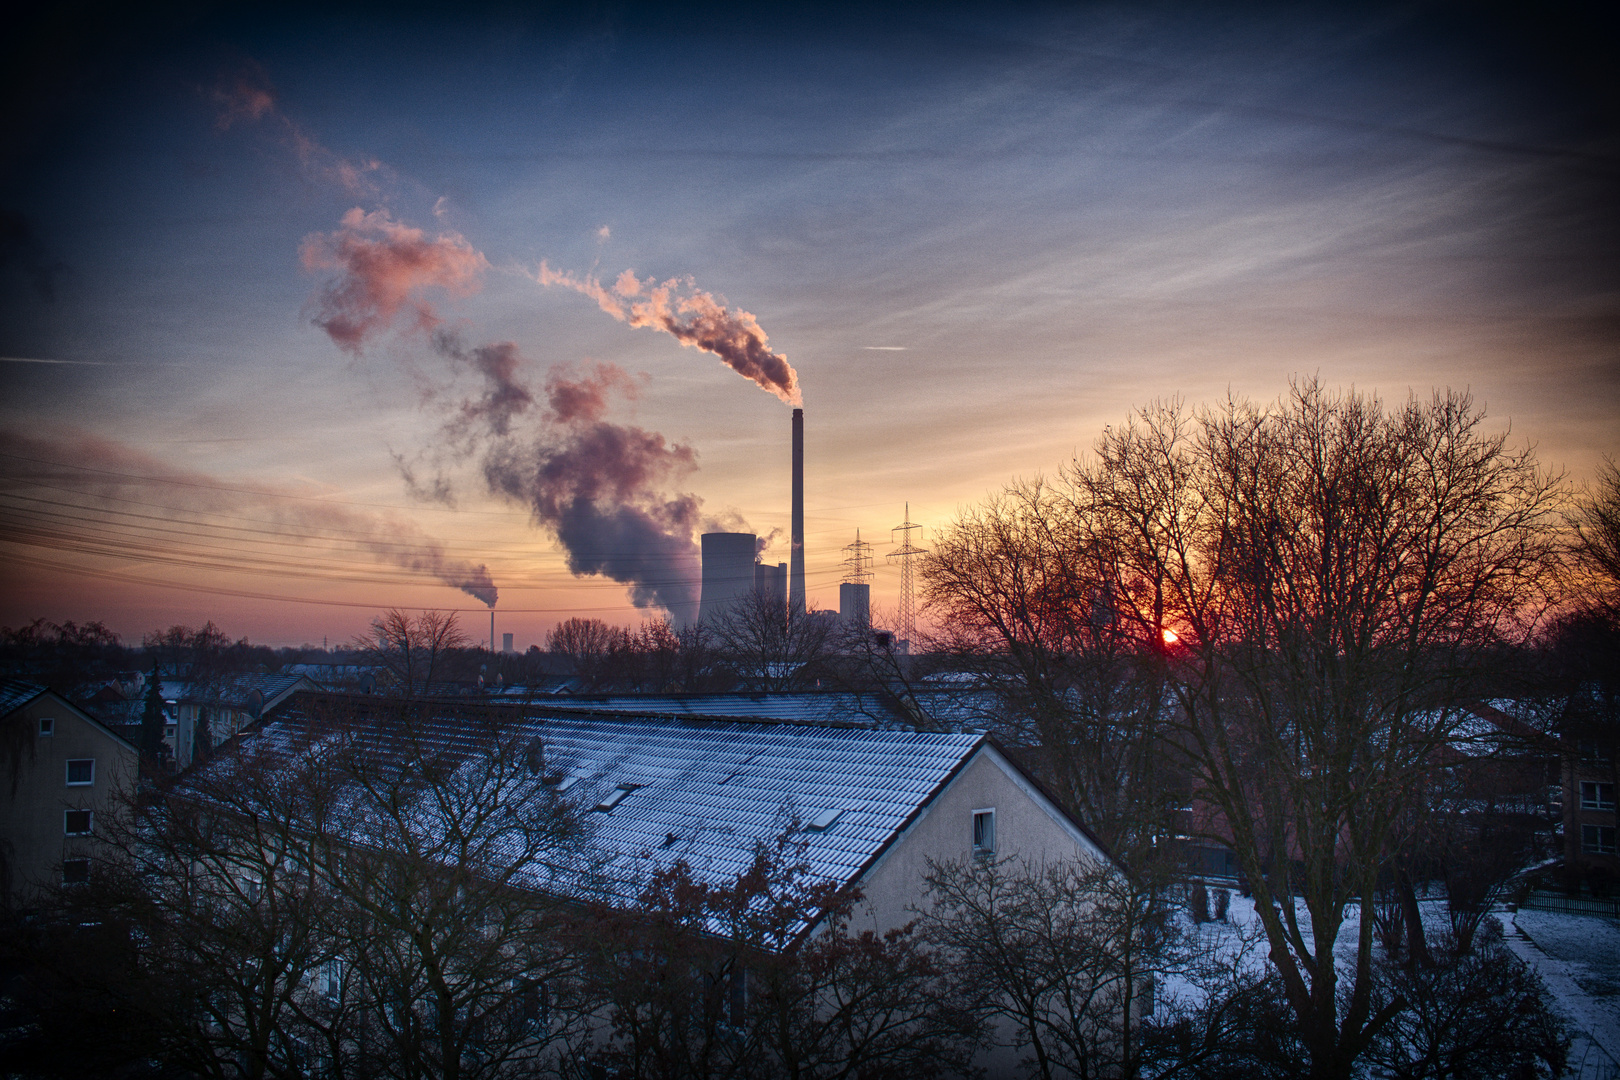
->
[1161,629,1180,645]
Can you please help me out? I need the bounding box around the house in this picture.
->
[170,692,1123,1075]
[165,672,321,769]
[225,693,1118,933]
[0,678,139,903]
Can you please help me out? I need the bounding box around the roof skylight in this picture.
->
[594,783,640,812]
[804,808,844,832]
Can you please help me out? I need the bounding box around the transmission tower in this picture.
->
[841,528,874,584]
[888,504,926,653]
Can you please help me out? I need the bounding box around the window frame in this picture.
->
[972,807,996,856]
[1580,781,1616,812]
[38,716,54,737]
[1582,824,1618,855]
[62,858,90,885]
[65,758,95,786]
[64,809,93,836]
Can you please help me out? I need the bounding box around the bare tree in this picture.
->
[575,832,981,1080]
[352,609,469,697]
[1072,380,1563,1079]
[918,854,1171,1080]
[1571,456,1620,611]
[708,590,837,691]
[922,479,1180,854]
[54,696,589,1080]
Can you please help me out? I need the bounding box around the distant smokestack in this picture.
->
[791,408,805,612]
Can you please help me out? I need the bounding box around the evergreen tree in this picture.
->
[140,661,165,764]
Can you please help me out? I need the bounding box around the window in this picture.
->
[513,977,548,1035]
[64,809,92,836]
[320,960,343,1002]
[38,716,54,736]
[65,759,94,786]
[727,966,748,1028]
[1584,825,1617,855]
[62,859,90,885]
[972,808,996,855]
[1581,781,1616,812]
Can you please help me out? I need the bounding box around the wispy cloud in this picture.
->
[0,430,498,606]
[300,208,489,353]
[210,61,388,195]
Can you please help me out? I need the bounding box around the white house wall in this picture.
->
[852,744,1111,933]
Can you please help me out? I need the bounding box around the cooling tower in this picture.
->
[701,532,758,624]
[791,408,805,612]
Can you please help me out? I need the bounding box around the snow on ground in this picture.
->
[1163,884,1620,1079]
[1506,907,1620,1080]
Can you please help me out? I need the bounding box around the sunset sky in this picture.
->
[2,2,1615,648]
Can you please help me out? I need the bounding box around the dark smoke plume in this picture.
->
[0,430,497,607]
[433,333,536,438]
[536,264,801,406]
[421,344,703,620]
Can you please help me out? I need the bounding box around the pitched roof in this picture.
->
[204,695,988,903]
[0,677,140,753]
[0,678,46,716]
[165,673,318,709]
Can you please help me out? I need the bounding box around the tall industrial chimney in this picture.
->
[791,407,805,612]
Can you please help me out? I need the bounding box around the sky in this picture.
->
[1,1,1615,649]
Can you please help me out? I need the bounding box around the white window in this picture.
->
[972,808,996,855]
[64,809,93,835]
[38,716,54,736]
[66,759,94,786]
[320,959,343,1001]
[1581,781,1616,812]
[1584,825,1617,855]
[62,859,90,885]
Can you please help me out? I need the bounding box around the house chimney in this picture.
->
[791,407,805,612]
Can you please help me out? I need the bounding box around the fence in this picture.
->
[1518,889,1620,919]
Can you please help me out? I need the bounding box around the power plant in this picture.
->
[698,407,806,626]
[692,408,913,642]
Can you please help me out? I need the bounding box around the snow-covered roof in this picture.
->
[531,690,1001,731]
[0,677,46,716]
[188,696,991,907]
